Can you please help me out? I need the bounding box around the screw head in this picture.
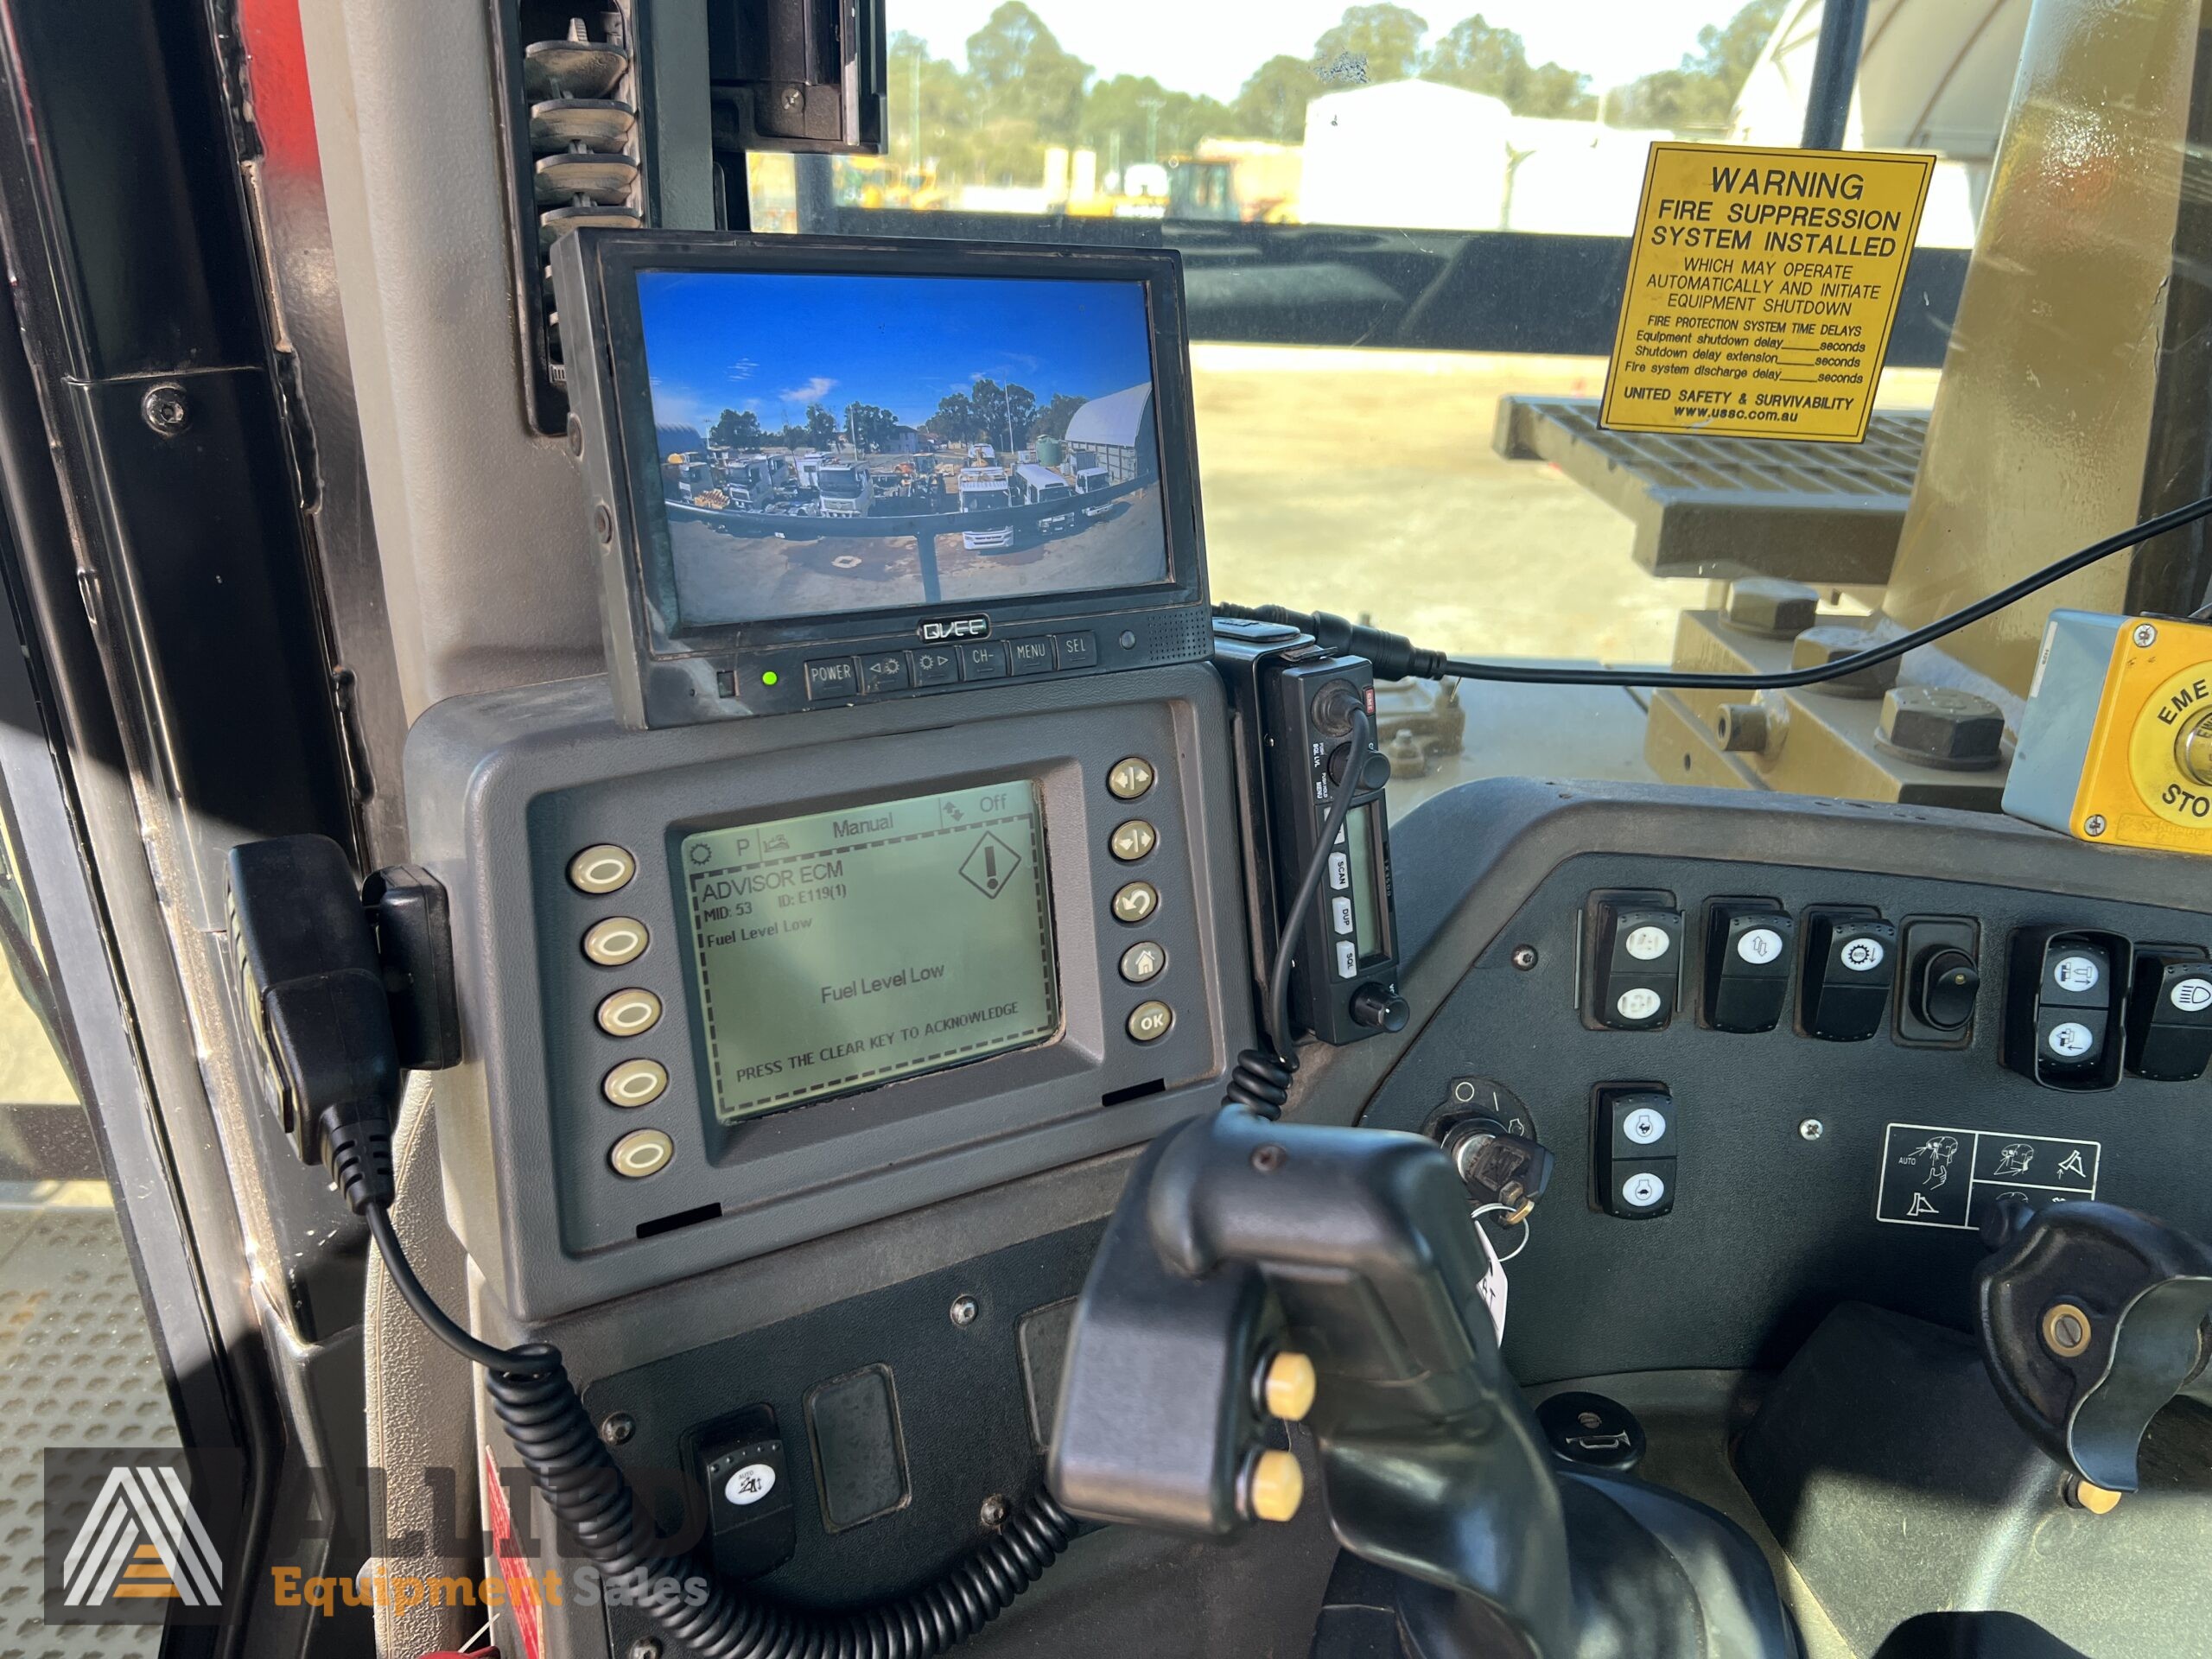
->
[780,86,804,111]
[2042,1300,2093,1358]
[1510,944,1539,971]
[1250,1143,1286,1173]
[594,503,614,543]
[1790,625,1900,698]
[978,1494,1009,1529]
[1876,685,2005,771]
[2084,815,2107,837]
[1723,577,1821,639]
[599,1412,635,1446]
[629,1639,664,1659]
[2133,622,2159,648]
[1798,1118,1824,1141]
[140,383,190,435]
[950,1294,979,1327]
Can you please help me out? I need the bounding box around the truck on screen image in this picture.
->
[1013,463,1078,533]
[957,469,1014,551]
[815,465,872,518]
[1076,466,1113,518]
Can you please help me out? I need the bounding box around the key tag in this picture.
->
[1472,1207,1509,1343]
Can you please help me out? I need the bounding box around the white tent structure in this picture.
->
[1729,0,2032,245]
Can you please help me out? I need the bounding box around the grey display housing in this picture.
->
[549,229,1214,729]
[405,664,1249,1319]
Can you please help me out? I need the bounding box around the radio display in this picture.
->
[636,269,1171,630]
[679,781,1060,1122]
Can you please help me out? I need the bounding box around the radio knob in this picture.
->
[1349,983,1409,1032]
[1325,743,1392,791]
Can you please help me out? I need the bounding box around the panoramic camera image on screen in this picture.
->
[639,270,1172,628]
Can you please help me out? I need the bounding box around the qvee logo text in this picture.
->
[918,615,989,642]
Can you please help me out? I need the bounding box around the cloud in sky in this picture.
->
[780,375,838,404]
[729,358,757,380]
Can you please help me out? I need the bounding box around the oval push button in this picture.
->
[603,1058,668,1108]
[597,988,662,1037]
[609,1128,673,1179]
[1108,757,1155,801]
[569,843,636,894]
[583,917,648,966]
[1111,881,1159,925]
[1127,1001,1173,1043]
[1119,940,1166,984]
[1109,820,1157,861]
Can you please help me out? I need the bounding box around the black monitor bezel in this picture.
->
[552,230,1210,728]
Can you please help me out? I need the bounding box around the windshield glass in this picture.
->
[741,1,2211,813]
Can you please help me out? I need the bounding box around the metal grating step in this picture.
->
[1493,395,1929,586]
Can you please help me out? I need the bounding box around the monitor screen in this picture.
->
[637,270,1173,631]
[678,780,1061,1122]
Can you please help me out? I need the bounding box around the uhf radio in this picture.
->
[1215,618,1407,1045]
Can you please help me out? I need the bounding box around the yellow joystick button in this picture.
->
[2071,1478,2123,1516]
[1249,1450,1303,1523]
[1263,1351,1317,1423]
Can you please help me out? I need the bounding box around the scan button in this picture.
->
[804,658,858,701]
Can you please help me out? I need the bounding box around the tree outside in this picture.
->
[877,0,1786,200]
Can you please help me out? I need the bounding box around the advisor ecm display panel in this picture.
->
[638,270,1172,630]
[681,781,1060,1121]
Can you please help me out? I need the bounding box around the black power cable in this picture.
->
[1224,706,1374,1120]
[1218,491,2212,691]
[364,1198,1075,1658]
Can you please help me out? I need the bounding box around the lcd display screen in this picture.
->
[637,270,1172,630]
[680,782,1060,1121]
[1346,804,1382,960]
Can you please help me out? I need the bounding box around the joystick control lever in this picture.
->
[1975,1197,2212,1494]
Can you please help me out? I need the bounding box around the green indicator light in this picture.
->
[761,671,779,686]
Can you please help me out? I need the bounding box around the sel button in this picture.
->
[1120,941,1166,983]
[609,1129,673,1179]
[604,1058,668,1108]
[584,917,648,966]
[1055,632,1098,668]
[1109,819,1157,861]
[568,843,635,894]
[1127,1001,1173,1043]
[1108,757,1155,800]
[1112,881,1159,924]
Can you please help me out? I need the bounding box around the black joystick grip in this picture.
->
[1974,1198,2212,1492]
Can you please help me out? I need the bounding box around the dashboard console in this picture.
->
[407,665,1249,1319]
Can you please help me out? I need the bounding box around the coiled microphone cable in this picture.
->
[350,1170,1074,1658]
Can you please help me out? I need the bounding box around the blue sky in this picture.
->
[895,1,1751,102]
[642,270,1155,435]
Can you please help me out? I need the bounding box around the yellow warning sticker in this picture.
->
[1601,143,1935,443]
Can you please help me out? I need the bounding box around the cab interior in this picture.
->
[1,2,2210,1657]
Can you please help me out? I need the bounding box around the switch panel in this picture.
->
[1594,1085,1676,1218]
[1702,900,1794,1033]
[2003,927,2129,1090]
[1800,910,1897,1041]
[1586,893,1682,1030]
[2125,948,2212,1081]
